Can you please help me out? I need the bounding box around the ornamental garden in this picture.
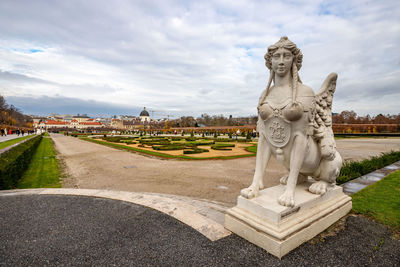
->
[84,134,257,159]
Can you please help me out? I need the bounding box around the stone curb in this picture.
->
[0,188,231,241]
[341,160,400,194]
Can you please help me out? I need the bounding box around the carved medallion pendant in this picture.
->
[265,117,291,148]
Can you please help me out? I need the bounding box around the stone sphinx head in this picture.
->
[264,36,303,73]
[263,36,304,121]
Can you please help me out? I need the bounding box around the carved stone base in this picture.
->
[225,182,352,259]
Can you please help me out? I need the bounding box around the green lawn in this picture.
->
[352,170,400,231]
[0,135,33,150]
[17,137,62,188]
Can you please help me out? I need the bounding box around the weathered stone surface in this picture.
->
[226,184,352,258]
[227,36,351,258]
[240,36,343,207]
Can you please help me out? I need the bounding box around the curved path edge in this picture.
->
[0,188,231,241]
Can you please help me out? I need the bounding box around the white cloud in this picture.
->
[0,0,399,117]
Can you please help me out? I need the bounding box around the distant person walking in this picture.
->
[1,128,4,136]
[21,130,25,136]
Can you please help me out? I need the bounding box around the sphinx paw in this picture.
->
[309,181,329,195]
[278,191,295,207]
[240,185,259,199]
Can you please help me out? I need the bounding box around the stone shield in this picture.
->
[265,117,291,148]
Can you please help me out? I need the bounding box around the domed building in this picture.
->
[139,107,150,122]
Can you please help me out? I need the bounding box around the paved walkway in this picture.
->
[0,188,230,241]
[0,133,31,143]
[0,193,399,266]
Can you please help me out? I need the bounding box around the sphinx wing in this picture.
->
[313,73,338,139]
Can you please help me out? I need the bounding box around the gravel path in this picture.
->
[52,134,400,205]
[1,195,399,266]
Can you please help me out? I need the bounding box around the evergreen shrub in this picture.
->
[152,144,186,150]
[0,135,42,190]
[183,148,209,154]
[211,143,235,150]
[191,141,215,146]
[336,150,400,184]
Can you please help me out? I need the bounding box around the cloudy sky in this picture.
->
[0,0,399,118]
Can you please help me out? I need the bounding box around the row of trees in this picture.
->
[0,95,32,128]
[332,111,400,124]
[168,111,400,128]
[169,114,258,128]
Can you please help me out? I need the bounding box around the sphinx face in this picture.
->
[271,47,293,77]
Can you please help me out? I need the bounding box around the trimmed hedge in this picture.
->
[183,148,209,154]
[120,140,136,145]
[0,135,42,190]
[336,150,400,184]
[211,143,235,150]
[103,136,134,143]
[152,144,186,151]
[190,141,215,146]
[140,138,170,145]
[210,138,251,143]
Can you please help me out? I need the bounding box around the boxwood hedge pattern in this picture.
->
[152,144,186,151]
[99,135,250,155]
[0,135,42,190]
[101,136,214,154]
[211,143,235,151]
[183,148,210,154]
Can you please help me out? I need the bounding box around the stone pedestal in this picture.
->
[225,182,352,258]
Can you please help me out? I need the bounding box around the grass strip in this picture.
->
[352,170,400,232]
[0,135,33,150]
[337,150,400,184]
[246,144,257,153]
[17,137,62,188]
[81,137,256,160]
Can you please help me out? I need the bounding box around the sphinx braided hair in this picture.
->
[263,36,303,103]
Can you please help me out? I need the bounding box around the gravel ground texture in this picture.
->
[0,195,399,266]
[52,134,400,205]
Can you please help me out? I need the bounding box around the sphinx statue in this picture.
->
[226,37,350,258]
[240,36,342,207]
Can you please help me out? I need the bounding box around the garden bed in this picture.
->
[84,135,256,159]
